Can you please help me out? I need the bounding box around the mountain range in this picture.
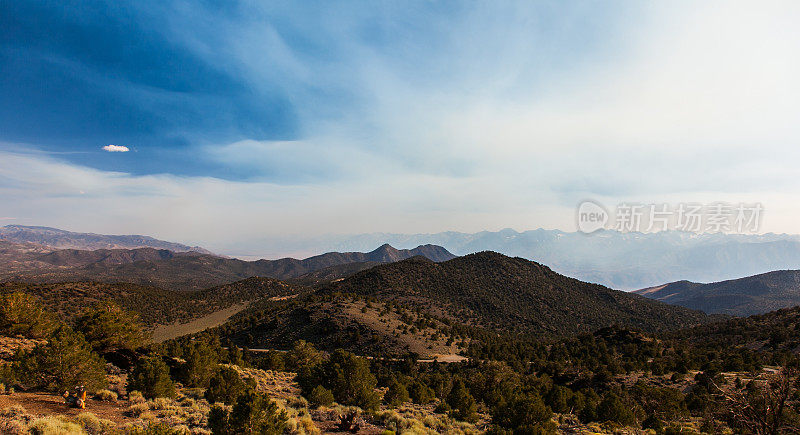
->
[635,270,800,316]
[0,236,455,291]
[315,229,800,290]
[12,225,800,292]
[7,225,800,318]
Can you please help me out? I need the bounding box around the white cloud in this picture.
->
[102,145,129,152]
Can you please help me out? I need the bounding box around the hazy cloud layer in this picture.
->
[1,1,799,255]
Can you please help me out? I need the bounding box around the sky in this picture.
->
[2,1,800,256]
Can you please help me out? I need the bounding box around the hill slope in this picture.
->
[325,252,710,335]
[218,252,711,357]
[671,305,800,354]
[635,270,800,316]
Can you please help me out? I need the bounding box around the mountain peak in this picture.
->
[372,243,399,252]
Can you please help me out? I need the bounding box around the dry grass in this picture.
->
[93,389,118,402]
[221,363,301,400]
[0,406,100,435]
[123,390,211,434]
[374,405,482,435]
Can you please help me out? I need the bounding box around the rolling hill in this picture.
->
[326,252,711,334]
[218,251,711,357]
[635,270,800,316]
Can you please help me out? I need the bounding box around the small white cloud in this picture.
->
[102,144,129,152]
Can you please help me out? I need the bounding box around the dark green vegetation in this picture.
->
[75,301,147,353]
[13,325,108,392]
[670,305,800,355]
[636,270,800,316]
[128,355,176,399]
[0,291,58,338]
[208,390,288,435]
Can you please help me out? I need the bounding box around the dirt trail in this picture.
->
[419,354,468,363]
[0,392,133,424]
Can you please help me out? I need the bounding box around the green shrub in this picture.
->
[74,412,118,435]
[93,389,118,402]
[545,385,570,413]
[208,404,231,435]
[127,421,185,434]
[493,391,553,431]
[596,392,636,426]
[128,355,175,399]
[176,340,220,388]
[128,390,146,404]
[126,402,150,417]
[28,416,85,435]
[208,390,288,434]
[308,385,334,408]
[15,326,107,392]
[384,379,410,406]
[408,380,435,404]
[285,340,323,372]
[257,350,285,372]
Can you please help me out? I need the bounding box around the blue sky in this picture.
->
[2,1,800,255]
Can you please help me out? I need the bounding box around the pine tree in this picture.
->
[205,366,252,404]
[128,355,175,399]
[75,300,146,354]
[209,391,288,434]
[16,326,107,392]
[447,378,478,422]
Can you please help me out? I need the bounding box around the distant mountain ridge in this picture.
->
[0,239,456,291]
[318,229,800,290]
[634,270,800,316]
[0,225,213,254]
